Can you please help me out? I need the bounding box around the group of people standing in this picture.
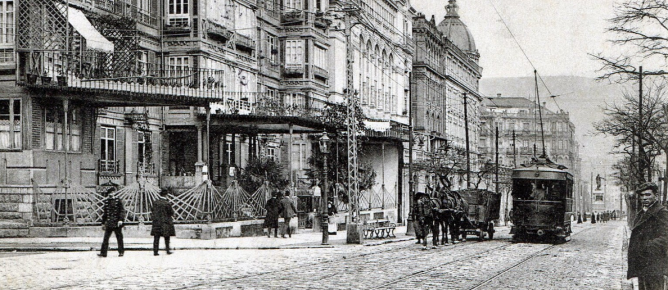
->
[97,187,175,257]
[590,210,616,224]
[263,190,298,238]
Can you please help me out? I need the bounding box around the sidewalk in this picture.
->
[0,226,417,252]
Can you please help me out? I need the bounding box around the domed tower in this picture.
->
[437,0,480,62]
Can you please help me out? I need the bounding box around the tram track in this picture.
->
[467,226,597,290]
[371,242,515,290]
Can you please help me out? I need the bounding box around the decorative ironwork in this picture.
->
[32,180,105,225]
[115,177,161,222]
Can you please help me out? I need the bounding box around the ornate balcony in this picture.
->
[98,159,121,175]
[281,10,306,24]
[284,63,305,76]
[18,50,229,105]
[314,12,331,28]
[207,21,233,41]
[235,33,256,50]
[312,65,328,79]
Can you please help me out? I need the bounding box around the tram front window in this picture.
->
[513,179,566,201]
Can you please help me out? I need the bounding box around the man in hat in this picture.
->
[279,190,297,238]
[628,182,668,290]
[98,187,125,257]
[151,189,175,256]
[414,192,435,250]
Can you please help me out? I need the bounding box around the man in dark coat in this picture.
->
[414,192,435,250]
[99,187,126,257]
[279,191,297,238]
[151,189,176,256]
[628,182,668,290]
[264,192,281,238]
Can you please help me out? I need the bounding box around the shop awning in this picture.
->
[58,5,114,53]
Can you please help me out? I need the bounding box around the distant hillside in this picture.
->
[480,76,633,179]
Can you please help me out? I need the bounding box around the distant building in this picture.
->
[410,0,483,196]
[480,95,582,212]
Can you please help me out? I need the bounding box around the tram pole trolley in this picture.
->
[455,189,501,241]
[510,155,574,243]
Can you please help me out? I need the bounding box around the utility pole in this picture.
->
[513,129,517,168]
[639,66,646,183]
[343,5,362,244]
[464,93,470,188]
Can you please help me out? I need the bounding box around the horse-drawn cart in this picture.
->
[455,189,501,241]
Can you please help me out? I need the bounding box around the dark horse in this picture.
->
[430,188,468,245]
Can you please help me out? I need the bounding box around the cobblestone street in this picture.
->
[0,221,630,290]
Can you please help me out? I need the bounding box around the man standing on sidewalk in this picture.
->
[279,190,297,238]
[98,187,125,257]
[151,189,175,256]
[628,182,668,290]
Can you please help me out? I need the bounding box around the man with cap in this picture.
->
[628,182,668,290]
[414,192,435,250]
[151,189,176,255]
[98,187,126,257]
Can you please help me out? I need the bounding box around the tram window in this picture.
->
[513,179,567,200]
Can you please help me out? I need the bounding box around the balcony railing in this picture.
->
[137,161,156,175]
[99,159,120,174]
[94,0,158,26]
[235,33,256,50]
[312,65,328,79]
[284,63,305,75]
[207,21,232,41]
[314,12,331,28]
[19,50,231,103]
[281,10,306,24]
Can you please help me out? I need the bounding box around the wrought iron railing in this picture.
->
[137,161,156,175]
[281,10,306,24]
[19,50,229,102]
[99,159,120,174]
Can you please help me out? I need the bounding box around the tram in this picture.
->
[510,156,574,243]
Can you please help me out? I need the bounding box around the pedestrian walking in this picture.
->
[151,189,175,256]
[98,187,125,257]
[327,197,338,235]
[264,192,281,238]
[577,212,582,224]
[279,190,297,238]
[414,192,435,250]
[591,212,597,224]
[628,182,668,290]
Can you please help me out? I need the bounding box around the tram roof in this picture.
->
[512,155,572,181]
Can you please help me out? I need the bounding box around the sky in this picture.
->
[410,0,619,78]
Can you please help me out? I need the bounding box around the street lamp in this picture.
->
[319,130,331,245]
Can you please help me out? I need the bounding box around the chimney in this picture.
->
[497,93,501,98]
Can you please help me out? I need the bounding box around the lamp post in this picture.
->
[319,131,331,245]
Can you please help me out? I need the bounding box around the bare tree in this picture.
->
[591,0,668,82]
[595,81,668,185]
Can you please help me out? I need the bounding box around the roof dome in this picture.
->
[437,0,477,53]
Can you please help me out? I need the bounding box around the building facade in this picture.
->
[0,0,416,237]
[409,0,482,206]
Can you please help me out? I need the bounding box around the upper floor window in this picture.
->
[0,98,20,149]
[313,45,326,69]
[169,0,188,16]
[100,126,116,163]
[267,34,277,63]
[0,0,13,45]
[168,56,189,79]
[137,51,148,75]
[283,0,301,10]
[285,40,304,65]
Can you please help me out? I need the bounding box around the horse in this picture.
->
[446,190,470,242]
[430,189,452,245]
